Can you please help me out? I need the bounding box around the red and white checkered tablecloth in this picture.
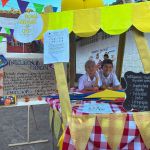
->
[46,98,148,150]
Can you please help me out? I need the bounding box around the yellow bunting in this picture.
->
[133,29,150,73]
[54,110,62,140]
[48,11,73,33]
[101,4,132,35]
[73,8,100,37]
[68,115,96,150]
[54,63,72,126]
[133,1,150,32]
[61,0,103,11]
[86,89,126,99]
[36,14,49,40]
[49,107,53,129]
[97,114,127,150]
[58,124,65,150]
[133,112,150,149]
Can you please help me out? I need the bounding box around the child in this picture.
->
[99,59,122,91]
[78,60,102,91]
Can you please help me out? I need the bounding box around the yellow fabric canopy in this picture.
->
[40,2,150,37]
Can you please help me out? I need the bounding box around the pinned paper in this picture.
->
[14,12,43,43]
[17,0,29,13]
[86,89,126,100]
[44,28,69,64]
[33,3,44,13]
[1,0,9,7]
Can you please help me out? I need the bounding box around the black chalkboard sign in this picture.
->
[123,71,150,111]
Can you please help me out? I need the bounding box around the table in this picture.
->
[46,98,148,150]
[1,100,49,147]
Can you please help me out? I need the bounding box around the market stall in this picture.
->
[0,0,150,149]
[40,1,150,150]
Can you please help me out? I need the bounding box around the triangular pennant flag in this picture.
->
[17,0,29,13]
[52,7,58,12]
[1,0,9,7]
[33,3,44,13]
[5,27,10,35]
[97,114,127,150]
[133,112,150,149]
[0,36,3,42]
[68,115,95,150]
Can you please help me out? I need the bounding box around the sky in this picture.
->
[0,0,116,11]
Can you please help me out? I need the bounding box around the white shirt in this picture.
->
[99,70,120,87]
[78,73,102,91]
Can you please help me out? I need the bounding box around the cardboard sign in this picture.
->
[3,58,56,99]
[14,12,43,43]
[44,28,69,64]
[123,71,150,111]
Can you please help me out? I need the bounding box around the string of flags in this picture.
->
[0,0,58,13]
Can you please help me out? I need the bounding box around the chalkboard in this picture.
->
[123,71,150,111]
[3,58,56,99]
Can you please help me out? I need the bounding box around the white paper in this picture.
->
[78,102,113,114]
[44,28,69,64]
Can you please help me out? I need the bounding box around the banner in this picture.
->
[3,58,56,99]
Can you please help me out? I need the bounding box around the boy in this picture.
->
[99,59,122,91]
[78,60,102,91]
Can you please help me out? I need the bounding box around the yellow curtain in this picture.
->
[73,8,100,37]
[101,4,132,35]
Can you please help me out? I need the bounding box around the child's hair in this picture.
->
[85,60,96,69]
[102,59,113,68]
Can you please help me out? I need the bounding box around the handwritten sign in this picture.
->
[123,71,150,111]
[78,102,113,114]
[14,12,43,43]
[3,58,56,99]
[0,17,17,29]
[44,28,69,64]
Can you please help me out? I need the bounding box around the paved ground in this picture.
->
[0,105,58,150]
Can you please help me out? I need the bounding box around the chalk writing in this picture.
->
[3,58,56,99]
[123,71,150,111]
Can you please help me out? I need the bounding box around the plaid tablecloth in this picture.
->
[46,98,148,150]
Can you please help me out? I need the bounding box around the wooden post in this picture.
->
[69,32,76,88]
[116,33,126,80]
[132,28,150,73]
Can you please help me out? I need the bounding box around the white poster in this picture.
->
[76,32,119,74]
[44,28,69,64]
[3,58,56,99]
[14,12,43,43]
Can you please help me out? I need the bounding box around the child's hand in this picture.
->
[93,87,99,91]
